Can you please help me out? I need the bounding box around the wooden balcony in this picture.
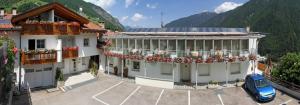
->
[63,46,78,59]
[21,50,57,65]
[21,22,81,35]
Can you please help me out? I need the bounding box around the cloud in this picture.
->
[120,16,129,22]
[83,0,116,9]
[131,13,146,22]
[214,2,242,14]
[146,3,158,9]
[125,0,135,8]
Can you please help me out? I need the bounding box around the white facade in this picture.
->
[9,32,99,88]
[101,28,264,84]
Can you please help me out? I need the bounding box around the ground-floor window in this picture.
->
[44,67,52,71]
[25,69,34,73]
[161,63,172,75]
[198,64,210,76]
[132,61,140,72]
[230,63,241,74]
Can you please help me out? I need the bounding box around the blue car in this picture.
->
[244,74,276,102]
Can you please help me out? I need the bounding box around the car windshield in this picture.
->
[255,79,269,88]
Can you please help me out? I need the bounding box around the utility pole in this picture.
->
[160,12,164,28]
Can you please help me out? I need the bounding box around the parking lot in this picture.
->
[24,75,299,105]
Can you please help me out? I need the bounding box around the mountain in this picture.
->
[165,0,300,60]
[165,12,217,27]
[0,0,123,31]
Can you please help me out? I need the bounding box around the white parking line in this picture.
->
[217,94,225,105]
[92,81,124,105]
[188,90,191,105]
[119,86,141,105]
[155,89,164,105]
[279,99,292,105]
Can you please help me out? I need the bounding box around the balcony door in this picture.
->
[28,39,35,50]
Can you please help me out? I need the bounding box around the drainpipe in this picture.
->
[144,62,147,77]
[19,31,22,91]
[195,64,198,89]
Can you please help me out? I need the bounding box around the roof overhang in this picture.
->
[11,2,89,25]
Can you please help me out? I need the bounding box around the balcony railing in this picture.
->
[21,50,57,65]
[21,21,81,35]
[63,46,78,59]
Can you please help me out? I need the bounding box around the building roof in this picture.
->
[0,3,106,33]
[0,14,14,29]
[11,2,89,25]
[126,27,247,33]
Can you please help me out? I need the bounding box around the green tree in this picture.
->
[271,53,300,85]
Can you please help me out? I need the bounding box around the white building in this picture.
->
[100,28,265,84]
[0,3,106,88]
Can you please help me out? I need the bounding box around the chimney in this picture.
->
[79,7,83,13]
[12,7,17,15]
[246,26,251,33]
[0,7,4,16]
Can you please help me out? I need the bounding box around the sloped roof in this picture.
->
[0,14,14,29]
[126,27,247,33]
[11,2,89,25]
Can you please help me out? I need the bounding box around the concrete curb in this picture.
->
[61,78,97,92]
[268,81,300,100]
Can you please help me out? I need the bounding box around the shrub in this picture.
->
[90,62,98,76]
[271,53,300,85]
[55,68,64,81]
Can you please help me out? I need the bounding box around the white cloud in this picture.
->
[131,13,146,22]
[146,3,158,9]
[125,0,135,8]
[120,16,129,22]
[214,2,242,14]
[83,0,116,9]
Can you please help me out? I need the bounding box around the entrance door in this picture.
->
[180,64,191,82]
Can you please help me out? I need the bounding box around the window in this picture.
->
[82,57,87,65]
[230,63,241,74]
[241,40,249,50]
[161,63,172,75]
[44,67,52,71]
[198,64,210,76]
[132,61,140,71]
[37,39,45,49]
[25,69,34,73]
[28,39,35,50]
[84,38,89,47]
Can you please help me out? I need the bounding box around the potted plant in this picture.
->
[90,62,98,77]
[208,80,219,89]
[123,66,128,77]
[113,66,118,75]
[55,68,64,88]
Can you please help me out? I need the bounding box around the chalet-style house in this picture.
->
[100,28,265,87]
[0,3,106,88]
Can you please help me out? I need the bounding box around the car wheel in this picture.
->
[255,95,260,102]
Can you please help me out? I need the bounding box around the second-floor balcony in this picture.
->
[105,47,256,63]
[21,21,81,35]
[21,49,57,65]
[62,46,78,59]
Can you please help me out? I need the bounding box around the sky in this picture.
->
[83,0,249,28]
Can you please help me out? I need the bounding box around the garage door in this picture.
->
[24,67,53,88]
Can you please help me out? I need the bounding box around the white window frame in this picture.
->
[132,61,140,72]
[83,38,89,47]
[230,63,241,74]
[36,39,46,49]
[160,63,173,75]
[198,64,210,76]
